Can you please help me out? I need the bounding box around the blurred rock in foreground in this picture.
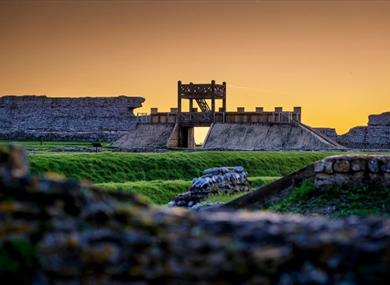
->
[0,145,389,284]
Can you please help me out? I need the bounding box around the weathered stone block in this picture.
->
[369,173,380,183]
[368,159,379,173]
[324,160,334,174]
[351,159,366,172]
[332,173,353,187]
[333,160,350,173]
[314,160,325,173]
[351,171,365,184]
[315,171,367,190]
[383,173,390,186]
[314,173,334,190]
[380,160,390,173]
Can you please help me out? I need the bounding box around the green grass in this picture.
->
[267,180,390,217]
[0,140,111,152]
[203,192,248,203]
[29,151,332,183]
[97,176,279,205]
[97,180,191,204]
[248,176,280,188]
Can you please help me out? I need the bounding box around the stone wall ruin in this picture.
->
[0,95,144,141]
[169,166,250,207]
[314,154,390,190]
[315,112,390,149]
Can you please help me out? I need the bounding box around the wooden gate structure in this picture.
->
[112,80,342,150]
[137,80,302,148]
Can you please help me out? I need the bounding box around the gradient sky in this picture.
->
[1,0,390,136]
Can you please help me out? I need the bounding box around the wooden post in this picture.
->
[222,81,226,112]
[211,80,215,113]
[177,81,182,122]
[189,99,193,112]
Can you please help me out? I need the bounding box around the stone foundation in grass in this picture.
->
[169,166,250,207]
[314,154,390,190]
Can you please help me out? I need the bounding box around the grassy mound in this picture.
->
[267,180,390,217]
[29,151,332,183]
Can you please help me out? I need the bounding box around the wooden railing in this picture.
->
[179,83,225,98]
[144,111,301,125]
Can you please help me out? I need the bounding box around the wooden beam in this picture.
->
[177,81,182,118]
[211,80,215,113]
[222,81,226,113]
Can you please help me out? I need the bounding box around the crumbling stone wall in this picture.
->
[369,112,390,126]
[0,95,144,141]
[314,154,390,190]
[314,128,338,141]
[1,145,390,284]
[315,112,390,149]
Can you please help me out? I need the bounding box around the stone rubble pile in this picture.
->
[314,154,390,190]
[1,146,390,284]
[168,166,250,207]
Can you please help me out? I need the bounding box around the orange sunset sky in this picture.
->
[1,0,389,136]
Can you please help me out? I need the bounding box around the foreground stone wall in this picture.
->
[1,145,390,284]
[0,95,144,141]
[314,154,390,190]
[315,112,390,149]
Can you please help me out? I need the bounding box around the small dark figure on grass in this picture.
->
[92,142,102,153]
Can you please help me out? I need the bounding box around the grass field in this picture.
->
[27,149,334,205]
[1,140,336,206]
[97,176,279,204]
[3,140,389,216]
[29,151,333,183]
[266,180,390,217]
